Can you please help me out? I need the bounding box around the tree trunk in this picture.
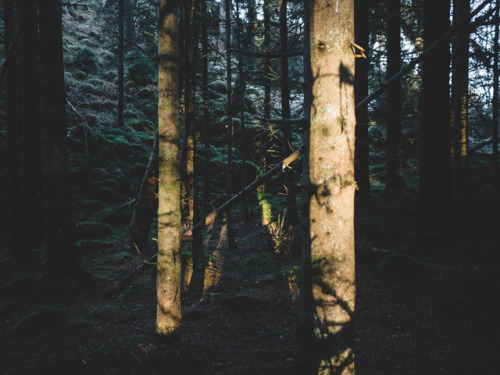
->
[451,0,470,211]
[128,133,159,254]
[157,0,182,345]
[202,0,211,211]
[3,0,26,259]
[21,0,45,251]
[385,0,405,191]
[493,0,499,172]
[354,0,370,200]
[184,0,204,266]
[38,0,82,277]
[117,0,125,127]
[300,0,356,373]
[235,0,249,221]
[418,0,452,223]
[225,0,237,250]
[280,0,298,226]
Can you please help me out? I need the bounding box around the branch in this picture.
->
[470,138,500,153]
[355,0,492,110]
[103,147,304,297]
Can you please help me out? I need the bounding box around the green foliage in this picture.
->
[126,51,156,85]
[74,47,98,73]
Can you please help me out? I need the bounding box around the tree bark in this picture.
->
[3,0,26,259]
[235,0,249,221]
[117,0,125,127]
[128,133,159,254]
[418,0,452,222]
[21,0,46,250]
[354,0,370,200]
[202,0,211,211]
[225,0,237,250]
[385,0,405,191]
[300,0,356,373]
[451,0,470,211]
[280,0,298,226]
[157,0,182,345]
[184,0,203,266]
[493,0,499,172]
[39,0,82,278]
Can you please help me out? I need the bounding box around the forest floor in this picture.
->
[1,171,500,375]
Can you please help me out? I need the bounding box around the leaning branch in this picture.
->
[355,0,491,110]
[103,147,303,297]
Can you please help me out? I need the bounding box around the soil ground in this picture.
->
[1,177,499,374]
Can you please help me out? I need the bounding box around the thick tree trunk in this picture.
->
[157,0,182,345]
[39,0,82,277]
[3,0,26,259]
[418,0,452,222]
[385,0,405,191]
[354,0,370,200]
[451,0,470,211]
[300,0,356,373]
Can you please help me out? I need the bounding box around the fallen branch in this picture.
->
[103,147,303,297]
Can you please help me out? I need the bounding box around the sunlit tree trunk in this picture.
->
[354,0,370,200]
[451,0,470,211]
[280,0,298,226]
[39,0,82,277]
[385,0,405,191]
[299,0,356,373]
[3,0,26,259]
[418,0,451,222]
[157,0,182,344]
